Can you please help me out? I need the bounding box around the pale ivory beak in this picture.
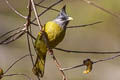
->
[68,17,73,21]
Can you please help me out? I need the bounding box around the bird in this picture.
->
[32,5,73,77]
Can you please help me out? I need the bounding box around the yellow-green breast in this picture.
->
[44,21,66,48]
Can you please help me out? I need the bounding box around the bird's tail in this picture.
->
[32,54,46,77]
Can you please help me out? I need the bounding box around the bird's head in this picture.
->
[53,5,73,29]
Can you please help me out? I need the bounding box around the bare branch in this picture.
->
[26,1,41,80]
[31,0,43,30]
[31,0,63,23]
[0,20,102,45]
[4,54,32,74]
[0,30,25,45]
[61,63,84,71]
[48,50,67,80]
[0,26,24,39]
[62,53,120,71]
[30,20,102,29]
[5,0,27,19]
[3,74,32,80]
[26,0,35,72]
[35,4,60,12]
[93,54,120,63]
[27,31,36,40]
[27,31,35,66]
[67,21,103,28]
[37,0,46,5]
[81,0,120,19]
[30,22,38,26]
[55,47,120,54]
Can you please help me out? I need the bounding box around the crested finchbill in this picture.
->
[32,5,73,77]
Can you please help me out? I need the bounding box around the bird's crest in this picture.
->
[58,5,68,18]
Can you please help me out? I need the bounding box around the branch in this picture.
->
[48,50,67,80]
[3,74,32,80]
[26,1,41,80]
[0,26,24,39]
[31,0,63,23]
[67,21,103,28]
[31,0,43,30]
[5,0,27,19]
[26,0,35,68]
[30,21,102,28]
[0,30,25,45]
[4,54,32,74]
[27,31,36,40]
[93,54,120,63]
[37,0,46,5]
[27,31,35,66]
[62,53,120,71]
[81,0,120,19]
[35,4,60,12]
[55,47,120,54]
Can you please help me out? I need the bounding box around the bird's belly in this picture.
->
[45,21,66,48]
[47,30,65,48]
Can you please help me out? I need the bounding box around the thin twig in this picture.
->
[61,63,84,71]
[81,0,120,19]
[67,21,103,28]
[48,50,67,80]
[5,0,27,19]
[31,0,43,30]
[35,4,60,12]
[37,0,46,5]
[0,30,22,44]
[5,32,25,44]
[93,54,120,63]
[30,20,102,28]
[55,47,120,54]
[27,1,40,80]
[4,54,31,74]
[30,22,39,26]
[0,20,101,42]
[0,30,25,45]
[0,26,24,39]
[3,74,32,80]
[27,30,40,80]
[30,0,42,66]
[29,25,37,58]
[27,31,35,66]
[62,53,120,71]
[31,0,63,23]
[26,0,35,67]
[27,31,36,40]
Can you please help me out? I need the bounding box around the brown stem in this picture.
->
[48,50,67,80]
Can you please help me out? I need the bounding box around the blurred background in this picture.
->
[0,0,120,80]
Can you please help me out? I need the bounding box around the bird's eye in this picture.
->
[61,17,66,20]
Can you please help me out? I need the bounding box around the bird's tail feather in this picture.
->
[32,55,46,77]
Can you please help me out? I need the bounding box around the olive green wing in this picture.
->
[32,32,47,77]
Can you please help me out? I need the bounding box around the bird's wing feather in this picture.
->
[33,32,47,77]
